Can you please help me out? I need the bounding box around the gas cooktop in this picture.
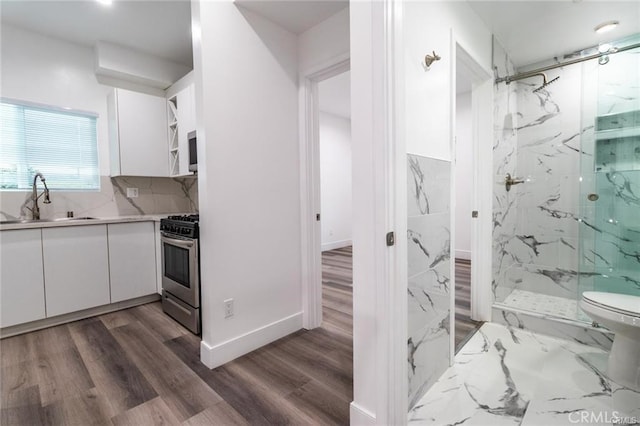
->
[160,214,199,238]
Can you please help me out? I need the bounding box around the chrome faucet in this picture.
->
[27,173,51,220]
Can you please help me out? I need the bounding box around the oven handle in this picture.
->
[161,233,195,249]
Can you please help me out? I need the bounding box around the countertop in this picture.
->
[0,214,185,231]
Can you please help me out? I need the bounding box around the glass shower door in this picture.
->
[578,36,640,305]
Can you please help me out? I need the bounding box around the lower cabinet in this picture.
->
[0,229,46,327]
[42,225,111,317]
[108,222,157,302]
[1,220,159,330]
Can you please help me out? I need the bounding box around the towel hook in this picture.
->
[424,51,441,70]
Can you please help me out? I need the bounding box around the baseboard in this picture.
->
[455,249,471,260]
[200,311,303,369]
[350,402,376,426]
[322,239,352,252]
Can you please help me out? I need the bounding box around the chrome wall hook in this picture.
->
[423,51,441,70]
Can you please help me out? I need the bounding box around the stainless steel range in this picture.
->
[160,214,200,334]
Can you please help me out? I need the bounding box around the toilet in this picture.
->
[580,291,640,391]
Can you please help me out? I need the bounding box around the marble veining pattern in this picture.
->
[492,306,614,352]
[492,40,521,305]
[407,153,452,409]
[492,36,640,318]
[409,323,639,425]
[0,176,198,220]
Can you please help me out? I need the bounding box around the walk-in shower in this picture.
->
[491,34,640,334]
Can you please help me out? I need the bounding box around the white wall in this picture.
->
[0,25,196,219]
[404,1,492,159]
[319,112,352,251]
[298,7,349,73]
[193,1,302,368]
[1,25,111,176]
[455,91,472,259]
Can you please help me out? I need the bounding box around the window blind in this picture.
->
[0,99,99,190]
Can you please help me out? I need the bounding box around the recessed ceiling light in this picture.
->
[97,0,112,6]
[594,20,619,34]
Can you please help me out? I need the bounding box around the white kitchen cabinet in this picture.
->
[107,222,157,303]
[42,225,110,317]
[0,229,46,328]
[108,88,169,177]
[167,73,196,177]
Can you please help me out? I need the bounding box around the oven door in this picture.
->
[161,232,199,308]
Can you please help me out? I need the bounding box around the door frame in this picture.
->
[299,54,350,330]
[451,41,493,344]
[300,2,406,423]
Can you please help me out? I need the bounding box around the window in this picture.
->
[0,98,99,190]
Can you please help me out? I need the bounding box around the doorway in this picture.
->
[300,57,350,330]
[452,44,494,352]
[317,70,353,337]
[454,74,481,351]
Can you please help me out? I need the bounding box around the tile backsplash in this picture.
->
[0,176,198,220]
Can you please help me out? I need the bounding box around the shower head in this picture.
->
[533,73,560,93]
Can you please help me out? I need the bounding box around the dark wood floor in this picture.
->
[321,246,353,339]
[1,253,353,425]
[1,248,478,425]
[454,258,482,352]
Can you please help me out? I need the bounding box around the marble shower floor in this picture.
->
[499,289,592,323]
[409,322,640,426]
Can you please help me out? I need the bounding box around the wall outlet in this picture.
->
[224,298,234,318]
[126,188,139,198]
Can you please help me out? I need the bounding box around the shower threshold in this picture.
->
[492,290,613,351]
[499,289,592,323]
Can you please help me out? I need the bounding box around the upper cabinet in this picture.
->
[108,88,169,177]
[166,72,197,177]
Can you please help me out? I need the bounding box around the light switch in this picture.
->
[126,188,139,198]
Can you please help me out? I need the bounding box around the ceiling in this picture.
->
[0,0,193,67]
[2,1,636,78]
[235,0,348,34]
[319,71,350,119]
[468,1,640,68]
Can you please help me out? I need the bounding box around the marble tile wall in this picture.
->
[407,154,451,409]
[0,176,198,220]
[492,40,521,304]
[510,62,584,301]
[493,35,640,316]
